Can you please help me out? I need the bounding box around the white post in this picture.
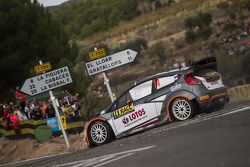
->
[39,60,70,148]
[103,72,115,102]
[50,91,70,148]
[93,48,116,102]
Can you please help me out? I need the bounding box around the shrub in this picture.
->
[199,12,212,27]
[174,38,185,49]
[113,37,147,54]
[197,27,212,40]
[185,30,196,44]
[222,23,239,32]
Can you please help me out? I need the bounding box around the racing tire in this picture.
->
[170,98,194,121]
[88,121,114,146]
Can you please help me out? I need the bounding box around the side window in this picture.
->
[129,80,152,101]
[153,75,177,90]
[117,92,131,108]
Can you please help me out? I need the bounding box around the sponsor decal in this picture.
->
[204,71,217,77]
[122,117,130,124]
[113,104,134,119]
[122,108,147,127]
[170,84,182,92]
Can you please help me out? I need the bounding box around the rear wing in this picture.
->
[191,57,217,71]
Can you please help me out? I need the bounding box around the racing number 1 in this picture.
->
[128,56,133,61]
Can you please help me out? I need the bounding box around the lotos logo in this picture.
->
[122,108,146,125]
[122,117,130,124]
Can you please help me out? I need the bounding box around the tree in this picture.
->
[54,0,141,38]
[0,0,79,100]
[150,42,167,66]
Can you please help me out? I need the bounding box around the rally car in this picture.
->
[84,57,229,147]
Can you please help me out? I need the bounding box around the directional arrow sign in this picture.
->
[21,66,72,96]
[85,49,137,76]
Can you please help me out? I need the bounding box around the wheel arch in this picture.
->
[163,90,197,122]
[84,117,114,147]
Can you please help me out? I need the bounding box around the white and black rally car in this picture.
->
[84,57,229,147]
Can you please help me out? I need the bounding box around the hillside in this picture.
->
[51,0,250,118]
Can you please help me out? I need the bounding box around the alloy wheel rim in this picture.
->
[90,124,107,144]
[172,99,191,120]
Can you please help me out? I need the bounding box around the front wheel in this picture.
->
[88,121,114,146]
[170,98,194,121]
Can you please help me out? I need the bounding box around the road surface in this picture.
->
[2,101,250,167]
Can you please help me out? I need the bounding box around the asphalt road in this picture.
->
[2,101,250,167]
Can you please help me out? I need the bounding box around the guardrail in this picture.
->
[228,84,250,102]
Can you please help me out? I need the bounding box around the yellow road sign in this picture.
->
[34,62,51,74]
[89,48,106,60]
[58,115,68,130]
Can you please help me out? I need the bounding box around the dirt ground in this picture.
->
[0,133,87,165]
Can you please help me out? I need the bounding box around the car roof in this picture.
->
[135,67,189,85]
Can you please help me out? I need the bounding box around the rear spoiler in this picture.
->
[191,57,217,71]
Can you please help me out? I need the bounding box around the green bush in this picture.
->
[185,30,196,44]
[174,38,185,49]
[113,37,147,54]
[198,12,212,27]
[197,27,212,40]
[184,12,212,29]
[222,23,239,32]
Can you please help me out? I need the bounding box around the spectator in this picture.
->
[0,103,4,119]
[24,103,32,119]
[14,105,27,120]
[45,103,55,118]
[3,106,10,129]
[15,86,27,117]
[9,109,20,135]
[40,101,47,119]
[31,106,42,120]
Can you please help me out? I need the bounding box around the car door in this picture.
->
[112,80,158,134]
[152,75,179,115]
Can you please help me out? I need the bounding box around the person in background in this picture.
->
[0,103,4,119]
[31,104,42,120]
[14,105,27,120]
[45,102,55,118]
[40,101,47,119]
[25,103,32,119]
[3,105,10,129]
[9,109,20,135]
[15,86,27,117]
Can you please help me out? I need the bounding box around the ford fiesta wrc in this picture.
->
[84,57,229,147]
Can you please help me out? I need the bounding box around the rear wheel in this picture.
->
[89,121,114,146]
[170,98,194,121]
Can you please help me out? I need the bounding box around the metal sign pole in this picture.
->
[49,91,70,148]
[103,72,115,102]
[39,60,70,148]
[93,48,116,102]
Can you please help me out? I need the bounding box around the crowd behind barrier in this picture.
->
[0,87,82,136]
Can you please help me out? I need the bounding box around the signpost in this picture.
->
[21,64,71,148]
[85,48,137,102]
[21,66,72,96]
[85,49,137,76]
[34,62,51,74]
